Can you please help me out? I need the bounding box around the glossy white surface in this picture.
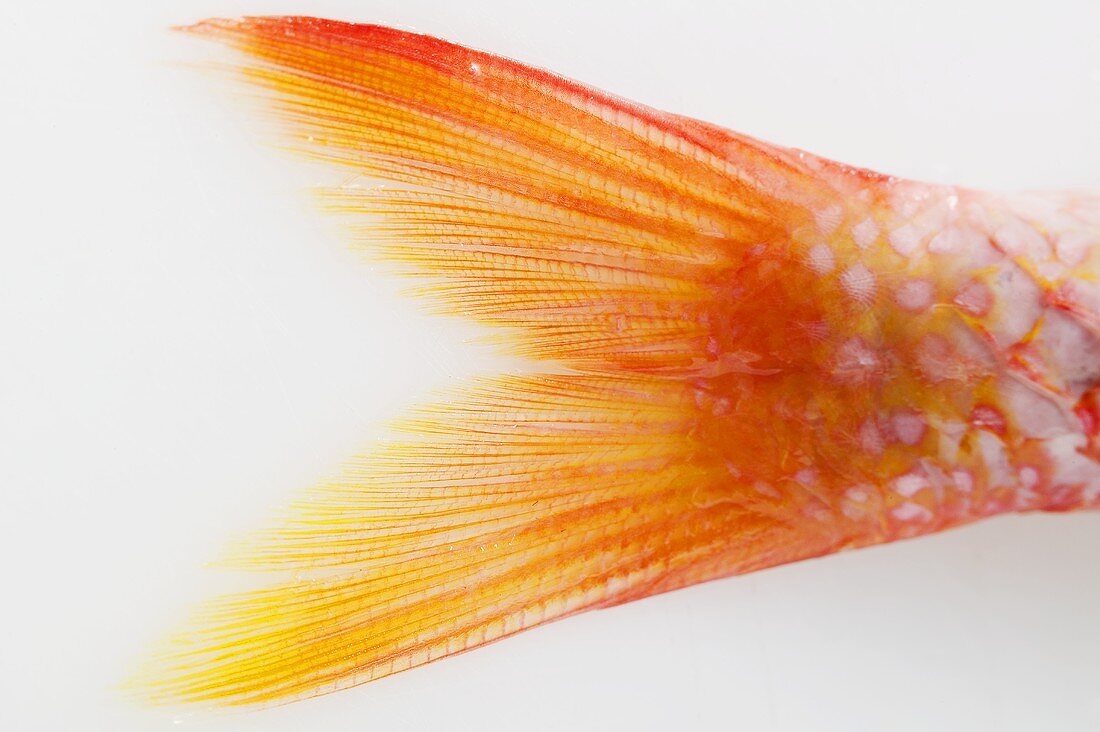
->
[2,1,1098,730]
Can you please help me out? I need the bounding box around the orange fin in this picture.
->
[140,374,849,705]
[178,16,846,374]
[137,16,852,706]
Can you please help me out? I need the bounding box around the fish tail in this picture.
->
[138,16,907,706]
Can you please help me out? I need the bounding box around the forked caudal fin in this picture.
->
[137,17,1100,706]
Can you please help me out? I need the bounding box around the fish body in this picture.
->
[139,16,1100,706]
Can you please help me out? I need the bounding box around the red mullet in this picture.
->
[136,16,1100,706]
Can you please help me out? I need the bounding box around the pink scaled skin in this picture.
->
[802,163,1100,535]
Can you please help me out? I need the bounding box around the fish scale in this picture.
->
[791,181,1100,525]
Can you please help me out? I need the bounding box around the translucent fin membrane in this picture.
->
[177,16,840,375]
[142,374,850,705]
[135,16,847,705]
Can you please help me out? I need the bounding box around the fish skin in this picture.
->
[135,16,1100,707]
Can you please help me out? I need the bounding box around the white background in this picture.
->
[2,1,1099,730]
